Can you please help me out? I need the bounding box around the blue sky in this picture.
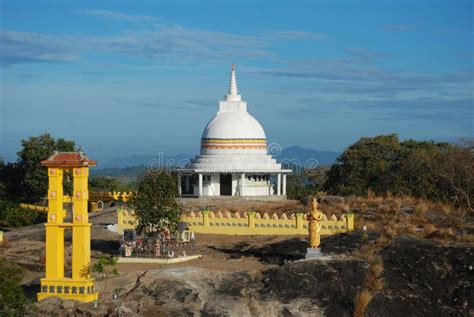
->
[1,0,472,164]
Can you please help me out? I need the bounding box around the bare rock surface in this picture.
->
[30,235,473,316]
[5,209,470,317]
[367,235,474,317]
[32,265,333,316]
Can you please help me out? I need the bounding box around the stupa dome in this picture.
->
[201,111,266,140]
[200,64,267,155]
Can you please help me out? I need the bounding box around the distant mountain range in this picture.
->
[101,153,192,169]
[97,146,340,171]
[275,146,340,166]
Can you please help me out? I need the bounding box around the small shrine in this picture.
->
[37,151,98,302]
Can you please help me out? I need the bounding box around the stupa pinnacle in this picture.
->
[226,63,241,101]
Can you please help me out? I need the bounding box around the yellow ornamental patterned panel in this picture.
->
[116,209,355,236]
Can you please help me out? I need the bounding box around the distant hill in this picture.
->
[101,153,193,169]
[90,165,147,179]
[276,146,340,166]
[92,146,340,178]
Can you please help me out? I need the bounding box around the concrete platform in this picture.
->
[117,255,202,264]
[179,196,287,202]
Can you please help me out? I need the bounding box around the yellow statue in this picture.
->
[308,197,324,248]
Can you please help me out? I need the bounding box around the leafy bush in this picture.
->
[324,134,473,211]
[0,260,26,315]
[92,255,119,300]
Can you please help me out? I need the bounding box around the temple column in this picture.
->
[177,173,182,196]
[282,174,287,196]
[277,173,281,196]
[240,173,245,196]
[198,173,203,196]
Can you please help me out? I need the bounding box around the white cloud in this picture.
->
[0,10,327,67]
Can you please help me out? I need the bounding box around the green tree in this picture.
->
[324,134,473,212]
[396,140,450,199]
[0,160,22,202]
[437,145,474,213]
[325,134,403,196]
[16,133,75,202]
[0,260,26,316]
[92,255,119,300]
[128,171,183,234]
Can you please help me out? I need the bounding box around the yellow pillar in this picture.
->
[45,168,64,279]
[117,208,123,234]
[48,168,64,222]
[248,211,256,228]
[72,167,91,280]
[346,213,355,231]
[202,210,210,227]
[296,212,304,230]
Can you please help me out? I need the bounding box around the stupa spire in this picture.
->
[229,63,238,95]
[225,63,241,101]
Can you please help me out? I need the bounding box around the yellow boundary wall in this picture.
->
[89,191,133,203]
[117,208,354,236]
[20,203,49,213]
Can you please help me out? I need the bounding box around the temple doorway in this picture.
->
[220,174,232,196]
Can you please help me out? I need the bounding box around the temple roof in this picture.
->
[40,151,96,167]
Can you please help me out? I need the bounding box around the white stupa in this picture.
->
[176,64,291,197]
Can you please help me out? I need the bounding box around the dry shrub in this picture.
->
[424,227,455,241]
[434,202,453,214]
[370,262,384,277]
[366,189,384,204]
[374,235,390,248]
[354,217,366,230]
[383,222,397,239]
[406,224,421,236]
[414,201,429,216]
[388,198,402,213]
[334,202,350,213]
[458,233,474,243]
[402,195,417,205]
[367,188,376,201]
[366,270,385,293]
[377,204,391,214]
[354,289,373,317]
[422,224,437,237]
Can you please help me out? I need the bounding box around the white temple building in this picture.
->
[175,64,291,198]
